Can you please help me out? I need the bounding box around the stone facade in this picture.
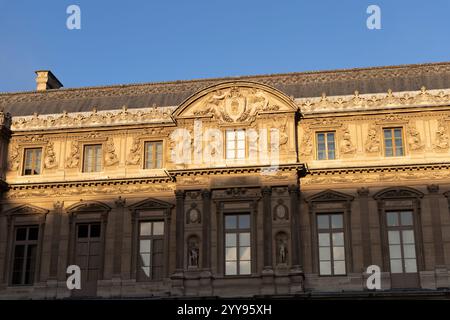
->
[0,64,450,299]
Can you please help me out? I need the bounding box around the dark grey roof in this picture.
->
[2,62,450,117]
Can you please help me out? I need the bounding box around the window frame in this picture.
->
[143,140,164,169]
[82,144,103,173]
[129,199,172,282]
[383,127,405,157]
[316,213,347,276]
[225,129,246,161]
[10,225,40,286]
[305,190,354,276]
[136,220,165,281]
[22,147,43,176]
[315,131,336,160]
[374,187,424,289]
[224,213,252,276]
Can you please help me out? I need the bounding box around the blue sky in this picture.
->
[0,0,449,92]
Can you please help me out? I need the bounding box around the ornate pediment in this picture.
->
[373,187,424,200]
[305,189,354,203]
[128,198,174,211]
[173,81,297,125]
[4,204,49,216]
[66,200,111,213]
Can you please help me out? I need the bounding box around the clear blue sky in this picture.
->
[1,0,449,92]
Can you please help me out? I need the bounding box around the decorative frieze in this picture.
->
[298,87,450,114]
[11,106,175,131]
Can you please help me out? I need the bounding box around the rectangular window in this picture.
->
[83,144,102,172]
[11,226,39,285]
[384,128,404,157]
[226,129,246,160]
[224,214,251,275]
[138,221,164,281]
[316,132,335,160]
[144,141,163,169]
[23,148,42,175]
[386,211,417,274]
[317,214,346,275]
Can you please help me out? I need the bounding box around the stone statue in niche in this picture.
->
[187,237,199,268]
[44,142,58,169]
[276,233,288,265]
[187,203,201,224]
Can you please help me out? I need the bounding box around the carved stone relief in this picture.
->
[104,137,119,166]
[44,142,58,169]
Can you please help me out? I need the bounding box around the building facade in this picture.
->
[0,63,450,299]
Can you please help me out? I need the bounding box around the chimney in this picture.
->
[35,70,63,91]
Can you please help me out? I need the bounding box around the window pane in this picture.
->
[388,231,400,244]
[236,130,245,140]
[390,259,403,273]
[386,212,399,226]
[238,215,250,229]
[139,253,151,267]
[334,260,346,275]
[319,247,330,261]
[16,228,27,241]
[140,222,152,236]
[153,222,164,236]
[332,232,344,246]
[140,240,151,253]
[225,262,237,275]
[236,149,245,159]
[239,233,250,247]
[400,211,413,226]
[403,244,416,258]
[395,146,404,156]
[225,233,236,247]
[404,259,417,273]
[226,131,236,140]
[90,224,101,238]
[384,129,392,139]
[77,225,89,238]
[317,215,329,229]
[389,245,402,259]
[402,230,415,244]
[318,233,330,247]
[319,261,331,275]
[28,227,39,241]
[331,215,343,229]
[226,149,235,159]
[239,247,251,260]
[225,247,237,261]
[239,261,251,275]
[225,216,237,229]
[394,128,402,139]
[333,246,345,260]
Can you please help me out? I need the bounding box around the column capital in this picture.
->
[175,190,186,200]
[261,186,272,197]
